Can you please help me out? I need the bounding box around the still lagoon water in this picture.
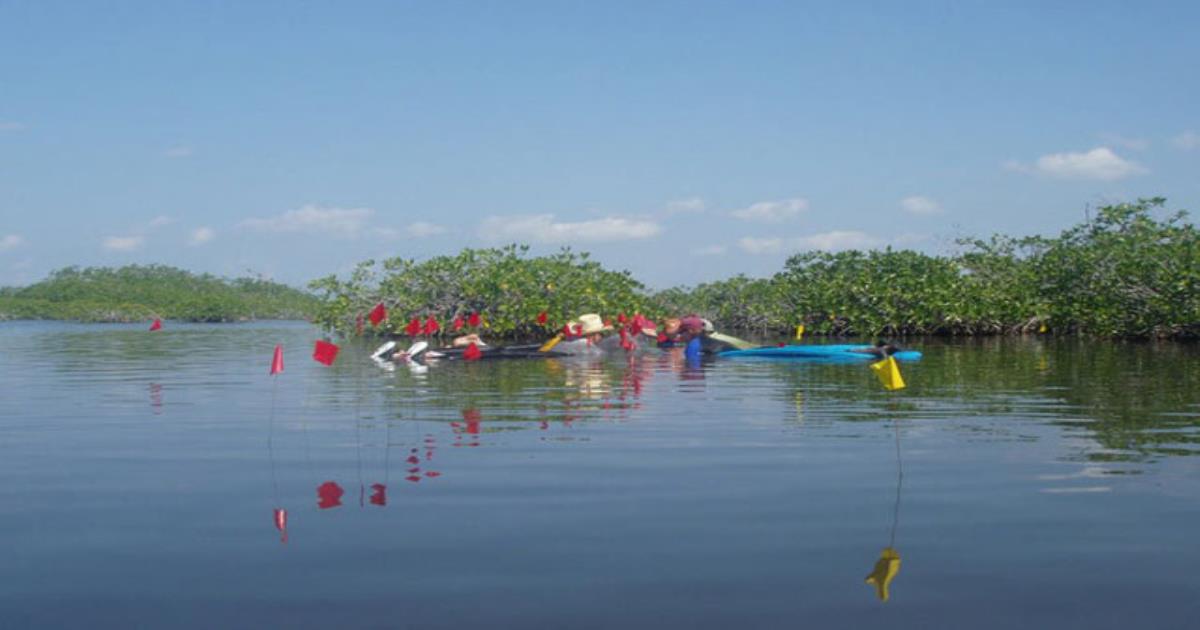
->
[1,321,1198,628]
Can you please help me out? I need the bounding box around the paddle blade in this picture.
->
[269,345,284,375]
[871,356,906,391]
[709,331,756,350]
[795,324,805,340]
[539,334,563,352]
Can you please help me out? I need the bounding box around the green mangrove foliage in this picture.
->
[655,199,1198,339]
[309,245,657,338]
[0,265,318,322]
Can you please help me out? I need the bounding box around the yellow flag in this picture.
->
[795,324,805,340]
[1038,323,1048,333]
[871,356,906,391]
[865,547,902,602]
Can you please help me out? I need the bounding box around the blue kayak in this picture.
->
[718,344,922,362]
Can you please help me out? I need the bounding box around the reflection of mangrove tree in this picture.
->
[0,265,317,322]
[756,337,1200,462]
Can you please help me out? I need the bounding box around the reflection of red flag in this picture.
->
[317,481,343,509]
[423,316,440,335]
[405,317,422,336]
[355,315,364,335]
[368,303,387,326]
[468,312,481,327]
[462,408,482,434]
[452,316,464,331]
[537,311,548,325]
[463,342,482,361]
[273,508,288,543]
[312,340,339,366]
[149,318,162,331]
[269,345,284,375]
[369,483,387,506]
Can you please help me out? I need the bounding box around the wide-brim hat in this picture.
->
[571,313,613,336]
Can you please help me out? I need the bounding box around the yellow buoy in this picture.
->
[871,356,906,391]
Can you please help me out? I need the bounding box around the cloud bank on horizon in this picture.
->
[2,3,1198,288]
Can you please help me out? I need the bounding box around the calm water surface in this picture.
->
[2,322,1198,628]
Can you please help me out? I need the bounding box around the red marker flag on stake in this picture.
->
[468,312,481,328]
[423,316,440,336]
[269,345,284,375]
[452,316,465,331]
[463,342,482,361]
[405,317,422,337]
[537,311,548,325]
[149,318,162,331]
[312,340,340,366]
[368,302,387,326]
[273,508,288,544]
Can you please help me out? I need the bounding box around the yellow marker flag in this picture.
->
[795,324,805,340]
[871,356,906,391]
[865,547,902,602]
[1038,323,1048,333]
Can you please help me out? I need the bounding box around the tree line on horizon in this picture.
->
[2,199,1196,338]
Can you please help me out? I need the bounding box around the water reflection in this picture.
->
[865,416,905,602]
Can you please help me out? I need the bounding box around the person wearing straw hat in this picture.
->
[554,313,615,355]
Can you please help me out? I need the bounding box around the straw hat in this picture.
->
[571,313,613,336]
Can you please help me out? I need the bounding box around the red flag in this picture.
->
[617,313,627,324]
[369,483,387,506]
[269,345,284,375]
[561,323,573,336]
[405,317,422,336]
[149,318,162,331]
[423,316,440,335]
[317,481,343,509]
[368,302,387,326]
[452,316,465,331]
[537,311,548,325]
[463,342,482,361]
[468,312,481,327]
[312,340,340,366]
[273,508,288,543]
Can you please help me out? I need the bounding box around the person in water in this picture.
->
[556,313,615,354]
[656,315,749,354]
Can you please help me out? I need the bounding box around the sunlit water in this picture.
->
[2,321,1198,629]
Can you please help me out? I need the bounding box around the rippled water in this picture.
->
[2,321,1198,628]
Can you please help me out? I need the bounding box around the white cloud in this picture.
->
[240,205,374,238]
[665,197,706,215]
[731,197,808,222]
[796,230,882,251]
[479,214,661,243]
[1007,147,1146,180]
[900,195,943,216]
[693,244,727,256]
[407,221,447,237]
[1097,133,1149,151]
[738,230,883,255]
[737,237,784,254]
[1173,131,1200,151]
[189,227,215,246]
[0,121,24,132]
[1,234,24,251]
[148,215,174,228]
[164,145,193,158]
[103,235,144,252]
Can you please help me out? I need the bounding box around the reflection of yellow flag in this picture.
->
[865,547,901,601]
[795,324,805,340]
[871,356,906,390]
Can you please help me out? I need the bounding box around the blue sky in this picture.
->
[2,1,1198,289]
